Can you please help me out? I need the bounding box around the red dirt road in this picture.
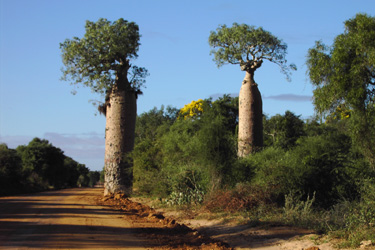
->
[0,188,149,249]
[0,188,229,250]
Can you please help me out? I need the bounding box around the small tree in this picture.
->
[264,111,305,150]
[60,18,148,196]
[307,13,375,168]
[209,23,295,157]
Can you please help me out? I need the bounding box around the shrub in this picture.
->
[204,183,274,213]
[250,128,361,208]
[163,164,208,206]
[250,147,293,203]
[283,191,316,227]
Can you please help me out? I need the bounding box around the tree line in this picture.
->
[132,97,372,207]
[0,138,102,196]
[60,13,374,200]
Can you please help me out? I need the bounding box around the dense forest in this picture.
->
[0,138,102,196]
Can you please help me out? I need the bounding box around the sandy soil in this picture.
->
[1,188,373,250]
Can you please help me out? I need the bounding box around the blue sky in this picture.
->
[1,0,374,171]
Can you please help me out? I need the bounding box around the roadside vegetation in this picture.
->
[131,13,375,248]
[0,138,101,196]
[132,97,375,248]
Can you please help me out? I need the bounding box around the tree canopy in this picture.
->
[209,23,296,78]
[60,18,148,94]
[307,13,375,167]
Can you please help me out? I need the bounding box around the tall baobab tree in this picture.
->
[209,23,296,157]
[60,18,148,196]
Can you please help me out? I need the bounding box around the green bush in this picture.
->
[162,164,209,205]
[283,191,316,227]
[132,97,239,199]
[0,144,24,195]
[250,147,294,203]
[346,179,375,229]
[250,128,360,207]
[328,180,375,248]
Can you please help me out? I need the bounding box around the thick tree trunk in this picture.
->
[238,71,263,157]
[104,86,137,196]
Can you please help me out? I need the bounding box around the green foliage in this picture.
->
[251,126,361,207]
[133,88,375,244]
[76,163,90,187]
[0,138,91,195]
[163,164,207,206]
[347,179,375,228]
[209,23,296,78]
[286,133,356,207]
[60,18,148,94]
[307,13,375,167]
[132,106,178,196]
[283,191,316,227]
[88,171,101,187]
[17,138,66,188]
[264,111,305,149]
[323,179,375,248]
[0,144,23,195]
[132,96,239,200]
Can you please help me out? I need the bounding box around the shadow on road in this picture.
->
[0,188,148,249]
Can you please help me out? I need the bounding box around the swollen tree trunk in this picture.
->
[238,71,263,157]
[104,84,137,196]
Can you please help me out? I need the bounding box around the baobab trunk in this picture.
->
[104,86,137,196]
[238,71,263,157]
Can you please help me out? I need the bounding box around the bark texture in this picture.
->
[104,85,137,196]
[238,71,263,157]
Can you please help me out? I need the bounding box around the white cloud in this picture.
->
[209,93,312,102]
[264,94,312,102]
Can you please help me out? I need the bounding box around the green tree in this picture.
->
[16,138,65,189]
[264,111,305,150]
[76,164,90,187]
[88,171,101,187]
[132,106,177,195]
[209,23,296,157]
[307,13,375,168]
[60,18,148,196]
[63,157,81,187]
[0,144,23,195]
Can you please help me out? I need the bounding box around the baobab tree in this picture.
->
[209,23,296,157]
[60,18,148,196]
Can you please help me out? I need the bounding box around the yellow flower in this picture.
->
[179,99,204,119]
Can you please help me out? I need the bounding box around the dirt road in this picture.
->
[0,188,228,250]
[0,188,150,249]
[1,188,360,250]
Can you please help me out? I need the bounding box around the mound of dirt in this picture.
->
[97,194,232,249]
